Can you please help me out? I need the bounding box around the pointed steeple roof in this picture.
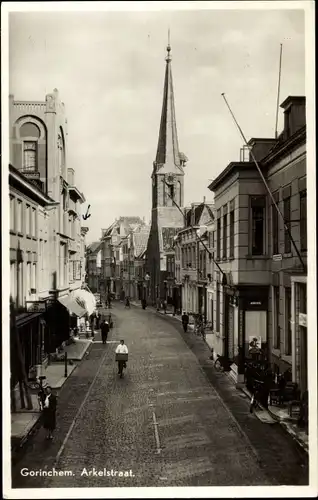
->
[155,42,183,173]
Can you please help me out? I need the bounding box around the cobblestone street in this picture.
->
[11,303,308,488]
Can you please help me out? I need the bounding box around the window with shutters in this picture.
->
[23,141,37,172]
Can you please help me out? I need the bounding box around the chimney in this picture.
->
[203,196,206,203]
[280,96,306,139]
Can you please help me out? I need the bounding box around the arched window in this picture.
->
[20,122,40,172]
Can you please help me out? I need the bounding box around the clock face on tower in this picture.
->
[166,173,175,185]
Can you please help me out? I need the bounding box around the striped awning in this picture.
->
[58,289,96,318]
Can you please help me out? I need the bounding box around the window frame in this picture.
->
[283,195,291,254]
[271,192,279,255]
[23,140,38,172]
[223,211,227,259]
[217,218,221,260]
[229,209,234,259]
[250,195,266,256]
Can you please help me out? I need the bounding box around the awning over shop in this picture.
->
[58,289,96,318]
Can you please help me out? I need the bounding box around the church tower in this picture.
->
[146,41,187,303]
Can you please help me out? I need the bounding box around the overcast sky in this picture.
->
[9,6,305,243]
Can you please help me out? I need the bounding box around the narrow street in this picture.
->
[12,303,308,488]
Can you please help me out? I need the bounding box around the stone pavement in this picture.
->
[131,300,309,454]
[11,303,308,490]
[11,338,91,453]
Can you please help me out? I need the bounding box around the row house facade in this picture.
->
[100,216,144,300]
[174,202,214,319]
[9,89,91,409]
[208,96,307,394]
[121,223,150,301]
[86,241,102,293]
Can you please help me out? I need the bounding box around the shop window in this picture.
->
[23,141,37,172]
[250,196,266,256]
[229,210,234,258]
[285,287,292,355]
[284,194,291,254]
[300,190,307,251]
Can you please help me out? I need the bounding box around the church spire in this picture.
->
[155,38,181,171]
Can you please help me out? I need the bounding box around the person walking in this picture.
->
[181,312,189,332]
[41,386,57,440]
[100,320,110,344]
[115,340,128,378]
[125,297,130,309]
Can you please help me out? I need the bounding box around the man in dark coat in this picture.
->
[42,386,57,440]
[181,312,189,332]
[101,320,110,344]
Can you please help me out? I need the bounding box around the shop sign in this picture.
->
[299,312,307,327]
[26,301,46,312]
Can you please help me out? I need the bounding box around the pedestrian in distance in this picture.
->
[115,340,128,378]
[100,320,110,344]
[142,298,147,310]
[181,312,189,332]
[125,297,130,309]
[41,386,57,440]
